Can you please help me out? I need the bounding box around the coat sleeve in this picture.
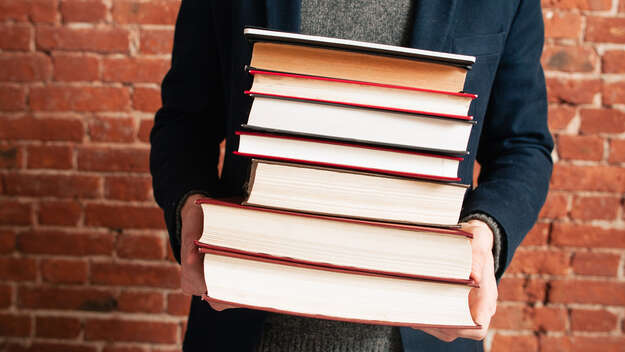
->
[460,0,554,279]
[150,0,226,262]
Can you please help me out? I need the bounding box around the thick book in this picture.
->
[199,246,478,328]
[248,70,477,118]
[244,160,469,226]
[235,131,463,182]
[244,27,475,92]
[245,93,474,154]
[194,198,472,282]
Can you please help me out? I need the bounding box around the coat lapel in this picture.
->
[407,0,459,52]
[265,0,301,32]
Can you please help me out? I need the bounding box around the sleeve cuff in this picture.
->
[461,212,504,278]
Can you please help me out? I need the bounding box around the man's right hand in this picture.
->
[180,193,235,311]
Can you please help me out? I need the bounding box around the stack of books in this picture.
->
[195,28,480,329]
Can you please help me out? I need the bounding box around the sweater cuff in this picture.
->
[461,212,504,277]
[175,190,210,243]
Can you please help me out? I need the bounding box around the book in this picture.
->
[245,28,474,92]
[195,198,472,282]
[200,246,478,328]
[244,160,469,226]
[235,131,463,182]
[248,70,477,118]
[245,93,474,154]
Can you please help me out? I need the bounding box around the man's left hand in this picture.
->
[416,219,498,342]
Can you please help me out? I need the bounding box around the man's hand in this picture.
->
[417,219,498,342]
[180,194,234,311]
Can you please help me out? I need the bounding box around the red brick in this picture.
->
[19,286,116,311]
[0,145,24,169]
[0,0,58,23]
[105,176,152,201]
[548,105,575,131]
[42,258,88,284]
[549,279,625,305]
[77,147,149,172]
[37,26,129,53]
[27,145,73,169]
[0,284,12,308]
[36,316,81,338]
[572,252,620,276]
[167,293,190,316]
[116,234,164,260]
[86,204,164,229]
[53,53,100,81]
[586,17,625,43]
[570,337,625,352]
[112,0,179,25]
[0,53,52,82]
[539,336,573,352]
[4,173,100,198]
[507,250,570,275]
[491,335,538,352]
[0,115,84,141]
[557,135,604,161]
[133,88,161,113]
[117,291,164,313]
[544,11,581,39]
[0,86,27,111]
[17,230,114,256]
[5,342,97,352]
[137,119,154,142]
[492,306,566,331]
[603,81,625,105]
[102,57,170,83]
[538,192,568,219]
[546,78,600,104]
[571,309,618,331]
[38,200,82,226]
[571,196,620,221]
[0,314,31,337]
[498,277,546,302]
[541,0,611,10]
[551,223,625,248]
[551,164,625,192]
[61,0,106,22]
[102,347,146,352]
[0,200,31,226]
[85,318,177,343]
[91,262,179,288]
[31,86,130,112]
[0,231,16,253]
[0,24,32,50]
[609,139,625,163]
[88,116,135,142]
[542,46,597,73]
[603,50,625,73]
[139,28,174,54]
[0,257,37,281]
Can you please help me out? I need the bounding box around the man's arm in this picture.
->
[150,0,226,263]
[461,0,554,279]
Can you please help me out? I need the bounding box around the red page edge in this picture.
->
[249,69,478,99]
[194,198,472,238]
[246,90,474,121]
[195,241,475,286]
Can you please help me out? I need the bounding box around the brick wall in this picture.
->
[0,0,623,351]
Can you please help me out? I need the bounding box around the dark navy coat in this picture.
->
[150,1,554,350]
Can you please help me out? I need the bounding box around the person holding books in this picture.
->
[150,1,553,351]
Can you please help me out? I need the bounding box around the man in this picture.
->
[150,1,553,351]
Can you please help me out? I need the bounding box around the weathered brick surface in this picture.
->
[1,1,625,351]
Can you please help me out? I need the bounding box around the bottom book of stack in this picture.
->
[195,198,479,329]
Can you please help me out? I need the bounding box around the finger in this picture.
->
[201,295,237,311]
[470,252,484,284]
[418,327,457,342]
